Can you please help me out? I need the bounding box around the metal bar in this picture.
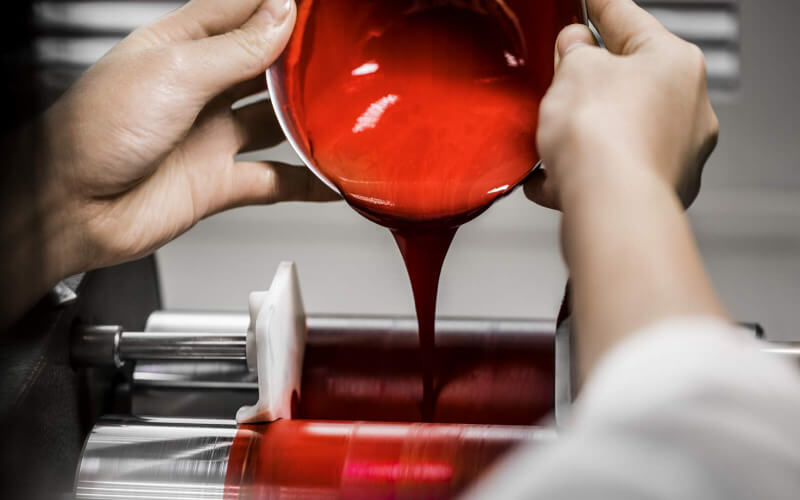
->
[71,324,123,367]
[118,331,247,361]
[147,310,554,335]
[760,343,800,358]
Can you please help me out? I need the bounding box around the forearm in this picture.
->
[560,159,728,383]
[0,120,85,328]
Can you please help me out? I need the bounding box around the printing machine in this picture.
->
[3,252,790,500]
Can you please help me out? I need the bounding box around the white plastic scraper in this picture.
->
[236,261,307,423]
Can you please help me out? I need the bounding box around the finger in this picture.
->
[180,95,283,160]
[232,99,286,152]
[208,161,340,215]
[120,0,283,53]
[523,167,561,211]
[226,75,269,105]
[156,0,271,40]
[178,0,295,101]
[554,24,598,68]
[586,0,666,55]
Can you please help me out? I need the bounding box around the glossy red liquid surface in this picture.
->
[224,420,541,499]
[275,0,582,418]
[296,318,554,424]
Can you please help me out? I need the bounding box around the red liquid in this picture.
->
[275,0,583,419]
[224,420,545,499]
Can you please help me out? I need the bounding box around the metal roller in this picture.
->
[75,416,554,500]
[73,312,557,424]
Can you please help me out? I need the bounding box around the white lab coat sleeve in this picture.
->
[463,317,800,500]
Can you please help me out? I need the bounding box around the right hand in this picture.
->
[524,0,719,210]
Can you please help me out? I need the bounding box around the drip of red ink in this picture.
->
[275,0,583,420]
[391,227,456,419]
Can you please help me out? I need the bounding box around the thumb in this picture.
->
[179,0,296,101]
[554,24,598,68]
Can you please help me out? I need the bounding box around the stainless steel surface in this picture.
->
[75,416,236,500]
[760,342,800,359]
[147,309,555,336]
[119,331,248,361]
[146,310,250,334]
[133,361,256,418]
[71,325,123,368]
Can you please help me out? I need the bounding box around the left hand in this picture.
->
[40,0,337,276]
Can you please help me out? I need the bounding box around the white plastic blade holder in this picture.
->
[236,261,307,423]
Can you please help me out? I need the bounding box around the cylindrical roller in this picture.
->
[119,331,247,361]
[144,311,554,342]
[132,313,556,425]
[75,417,554,500]
[761,342,800,360]
[75,417,237,500]
[296,322,554,424]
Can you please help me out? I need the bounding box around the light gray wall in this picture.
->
[157,0,800,341]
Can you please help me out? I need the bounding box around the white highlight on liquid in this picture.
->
[504,51,522,67]
[352,94,399,133]
[352,61,379,76]
[488,184,510,194]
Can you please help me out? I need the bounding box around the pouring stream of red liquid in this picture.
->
[278,0,583,420]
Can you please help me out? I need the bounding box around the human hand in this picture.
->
[40,0,337,275]
[524,0,719,210]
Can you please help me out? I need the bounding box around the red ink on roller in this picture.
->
[224,420,540,499]
[296,321,555,424]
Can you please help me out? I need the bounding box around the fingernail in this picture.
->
[562,41,588,56]
[263,0,292,24]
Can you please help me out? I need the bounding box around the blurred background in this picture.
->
[26,0,800,339]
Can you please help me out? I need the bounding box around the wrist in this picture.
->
[38,111,93,280]
[557,151,676,212]
[0,117,87,324]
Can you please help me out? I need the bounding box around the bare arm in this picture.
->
[561,157,727,383]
